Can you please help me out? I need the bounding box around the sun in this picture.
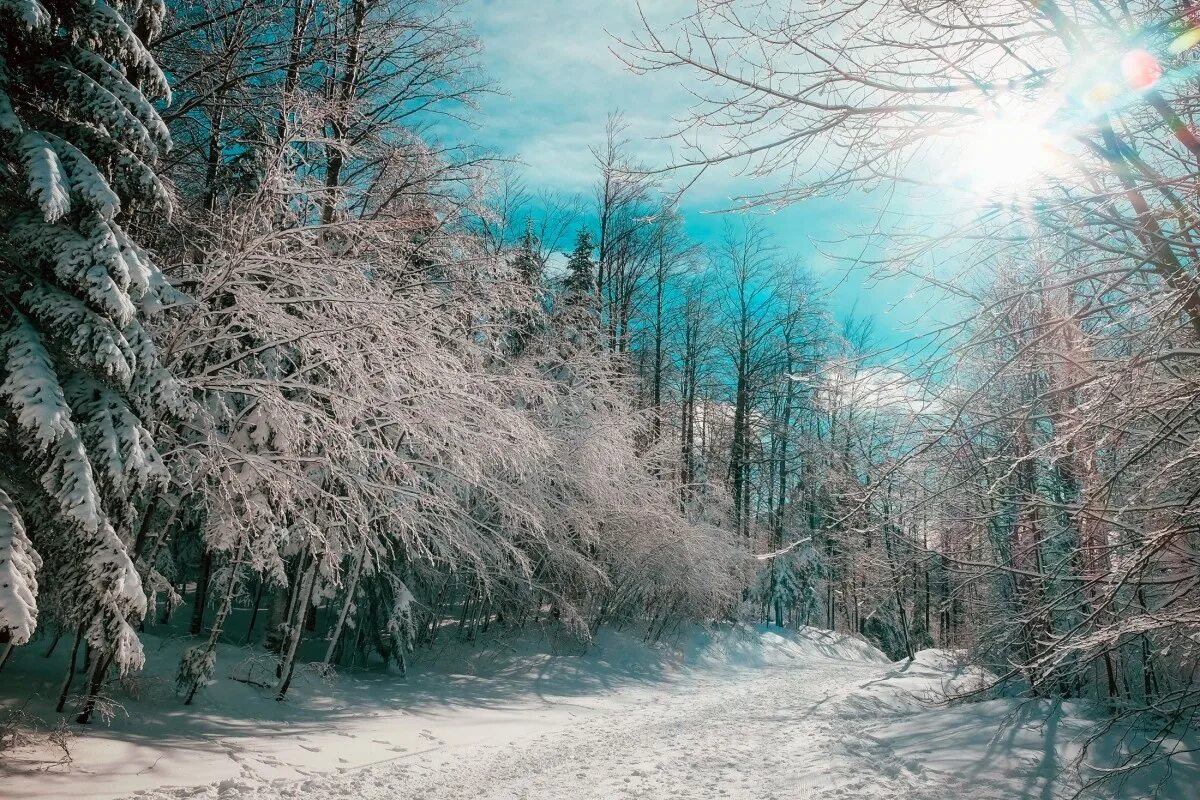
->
[956,116,1061,197]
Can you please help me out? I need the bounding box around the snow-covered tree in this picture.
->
[0,0,754,724]
[0,0,181,719]
[564,230,596,302]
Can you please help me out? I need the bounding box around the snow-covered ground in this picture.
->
[4,627,1197,799]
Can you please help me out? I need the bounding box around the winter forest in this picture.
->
[3,1,1200,798]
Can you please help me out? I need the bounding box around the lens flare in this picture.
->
[1082,81,1120,109]
[1169,28,1200,55]
[1121,49,1163,91]
[959,118,1058,196]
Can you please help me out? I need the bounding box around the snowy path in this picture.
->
[15,628,1194,800]
[126,648,973,800]
[360,659,945,800]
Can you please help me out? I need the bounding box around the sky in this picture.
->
[455,0,932,351]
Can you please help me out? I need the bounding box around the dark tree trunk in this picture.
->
[190,549,213,636]
[243,576,267,645]
[55,628,84,713]
[75,647,115,724]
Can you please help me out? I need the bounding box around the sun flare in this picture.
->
[958,117,1060,197]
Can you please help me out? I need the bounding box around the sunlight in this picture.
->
[958,116,1060,197]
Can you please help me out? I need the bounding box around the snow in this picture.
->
[1,317,75,451]
[0,487,40,645]
[46,132,122,220]
[78,1,173,104]
[69,50,172,151]
[19,130,71,222]
[0,0,50,33]
[3,627,1197,800]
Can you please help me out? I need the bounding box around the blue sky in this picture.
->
[457,0,931,349]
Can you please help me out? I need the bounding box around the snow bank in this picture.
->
[865,697,1199,797]
[844,650,1200,799]
[684,624,892,670]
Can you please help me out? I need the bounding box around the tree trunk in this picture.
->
[320,0,369,226]
[199,93,226,213]
[243,576,267,645]
[75,646,115,724]
[55,628,83,713]
[184,544,246,704]
[275,558,318,701]
[43,627,63,658]
[323,542,367,666]
[266,553,308,653]
[190,549,213,636]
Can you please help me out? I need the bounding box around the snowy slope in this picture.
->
[3,626,1197,799]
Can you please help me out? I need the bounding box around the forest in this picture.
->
[2,1,1200,797]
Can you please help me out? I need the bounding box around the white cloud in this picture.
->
[461,0,782,204]
[806,362,939,418]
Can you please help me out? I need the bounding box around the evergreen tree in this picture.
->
[564,229,595,301]
[514,219,541,285]
[0,0,181,702]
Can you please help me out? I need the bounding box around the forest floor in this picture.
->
[3,625,1198,800]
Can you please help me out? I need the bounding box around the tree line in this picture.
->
[0,0,909,728]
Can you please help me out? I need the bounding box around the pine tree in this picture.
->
[514,219,541,285]
[564,229,595,301]
[0,0,181,703]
